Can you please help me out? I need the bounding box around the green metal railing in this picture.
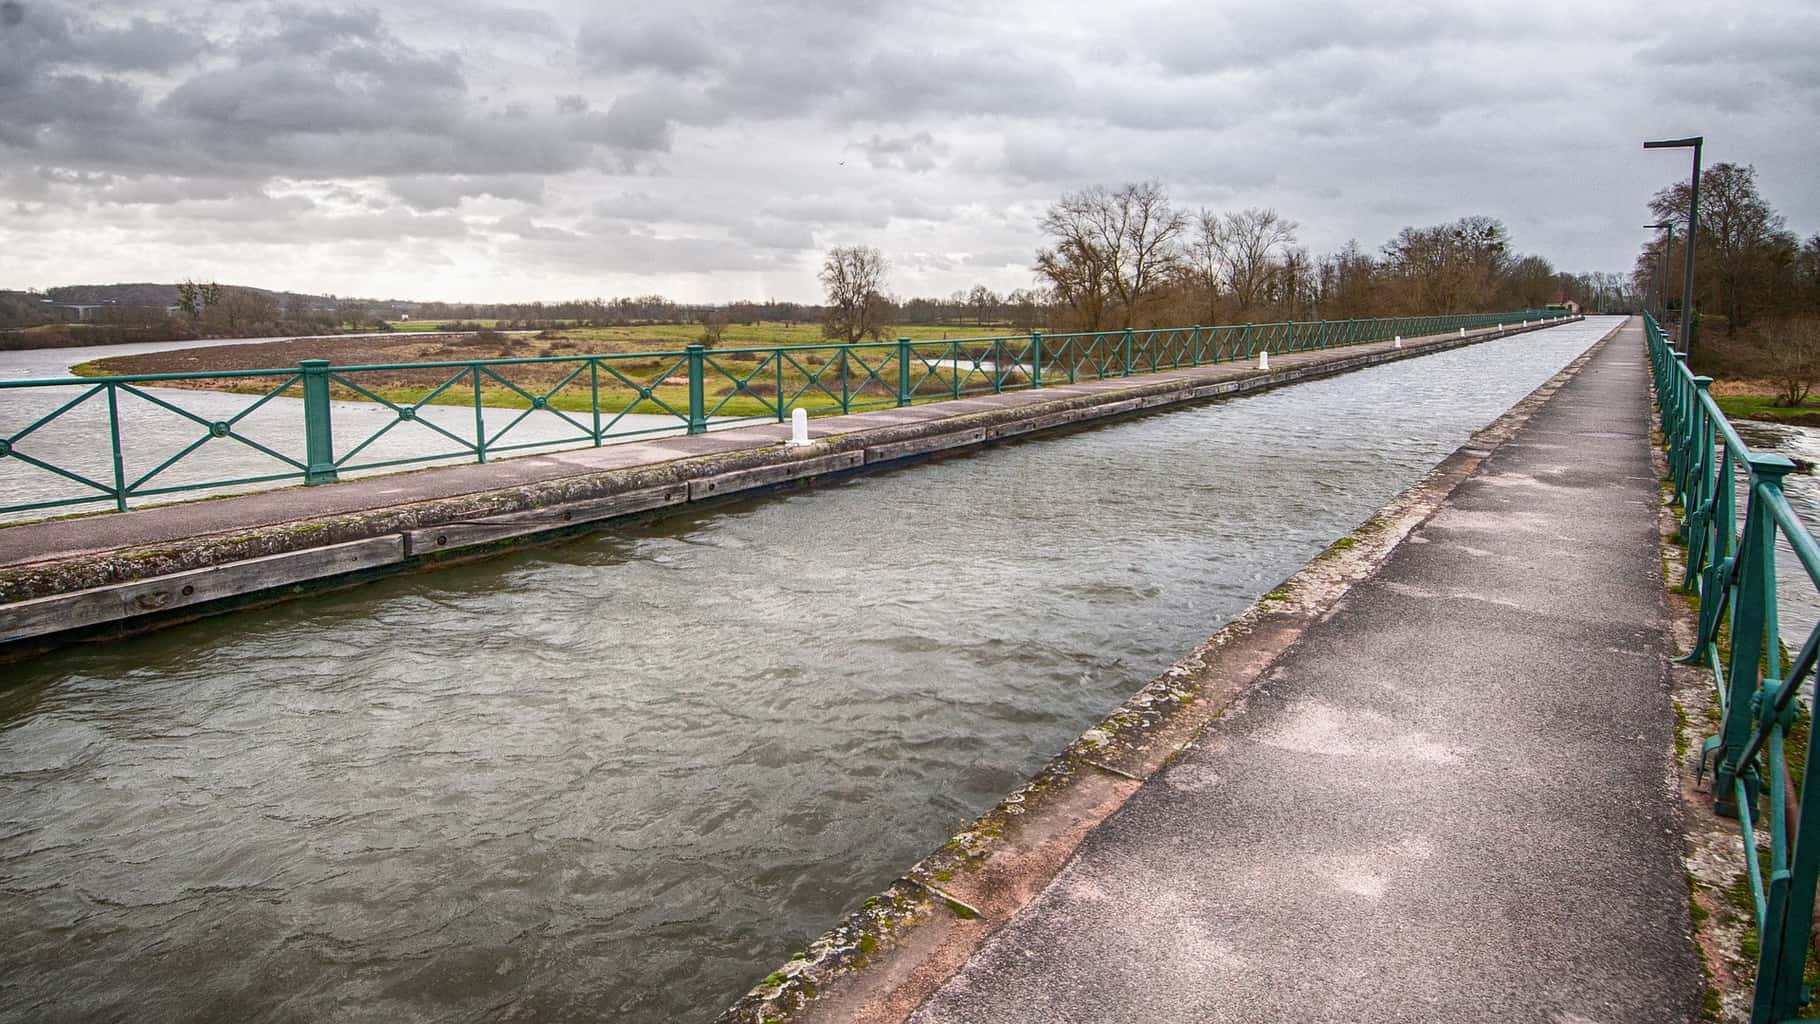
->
[1651,311,1820,1022]
[0,309,1567,517]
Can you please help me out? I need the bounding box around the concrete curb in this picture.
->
[0,318,1581,655]
[713,316,1624,1024]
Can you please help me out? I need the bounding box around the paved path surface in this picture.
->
[908,322,1702,1022]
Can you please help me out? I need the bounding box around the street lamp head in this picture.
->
[1644,136,1703,149]
[1646,221,1673,230]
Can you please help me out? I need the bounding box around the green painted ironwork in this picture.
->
[0,309,1566,517]
[1649,310,1820,1023]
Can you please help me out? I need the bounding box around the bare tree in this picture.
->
[1214,208,1298,315]
[1005,288,1042,330]
[1652,163,1798,331]
[1277,246,1314,318]
[820,246,890,343]
[1184,210,1224,322]
[699,310,727,347]
[1769,316,1820,407]
[967,285,998,326]
[1034,182,1186,330]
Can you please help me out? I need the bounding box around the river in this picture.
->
[0,319,1614,1022]
[0,333,693,523]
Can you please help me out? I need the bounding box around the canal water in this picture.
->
[0,319,1615,1022]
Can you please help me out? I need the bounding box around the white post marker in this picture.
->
[1257,349,1269,370]
[1394,335,1402,349]
[788,407,810,446]
[1459,327,1466,337]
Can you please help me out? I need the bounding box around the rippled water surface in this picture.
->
[1727,419,1820,643]
[0,319,1615,1022]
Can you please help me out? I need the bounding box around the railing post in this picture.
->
[1122,328,1134,376]
[775,349,786,423]
[300,359,338,484]
[1241,323,1253,359]
[590,359,603,445]
[840,346,852,412]
[105,382,128,510]
[1191,324,1203,365]
[1030,331,1044,388]
[471,364,487,463]
[686,344,706,434]
[897,337,912,407]
[1680,376,1714,554]
[1712,453,1795,817]
[1763,716,1820,1020]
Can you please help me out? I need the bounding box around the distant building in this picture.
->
[40,300,108,322]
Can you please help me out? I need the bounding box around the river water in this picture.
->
[1724,420,1820,648]
[0,334,694,523]
[0,319,1615,1023]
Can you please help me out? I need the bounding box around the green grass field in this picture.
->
[387,319,503,332]
[1713,394,1820,427]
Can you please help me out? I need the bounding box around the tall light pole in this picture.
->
[1646,221,1674,321]
[1644,135,1702,359]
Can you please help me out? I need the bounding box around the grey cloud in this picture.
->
[1,0,1815,301]
[762,195,889,228]
[730,218,816,250]
[500,224,786,275]
[593,191,680,221]
[857,132,948,173]
[493,212,582,241]
[389,174,545,210]
[998,134,1082,184]
[578,16,717,75]
[1,2,660,187]
[1135,1,1519,74]
[600,88,679,152]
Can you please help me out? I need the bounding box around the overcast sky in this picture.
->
[1,0,1815,304]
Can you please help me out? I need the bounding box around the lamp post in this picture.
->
[1644,135,1702,359]
[1646,221,1674,321]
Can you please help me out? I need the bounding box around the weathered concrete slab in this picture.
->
[903,322,1700,1023]
[0,535,406,643]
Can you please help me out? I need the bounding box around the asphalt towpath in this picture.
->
[907,320,1702,1023]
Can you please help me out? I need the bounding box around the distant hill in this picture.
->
[41,283,409,310]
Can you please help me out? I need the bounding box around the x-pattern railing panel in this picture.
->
[0,309,1568,518]
[1650,310,1820,1023]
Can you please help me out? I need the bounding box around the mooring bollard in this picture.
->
[1459,327,1466,337]
[788,407,810,446]
[1258,350,1269,370]
[1394,335,1402,349]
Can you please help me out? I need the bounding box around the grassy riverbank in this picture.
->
[1687,318,1820,426]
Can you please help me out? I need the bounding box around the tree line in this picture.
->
[819,181,1621,344]
[1633,162,1820,403]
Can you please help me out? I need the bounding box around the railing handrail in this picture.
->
[0,309,1563,389]
[0,308,1571,519]
[1648,310,1820,1023]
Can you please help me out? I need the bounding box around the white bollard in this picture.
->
[1497,323,1503,331]
[788,407,810,446]
[1394,335,1402,349]
[1459,327,1466,337]
[1258,350,1269,370]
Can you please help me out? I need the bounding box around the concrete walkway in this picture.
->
[907,322,1702,1022]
